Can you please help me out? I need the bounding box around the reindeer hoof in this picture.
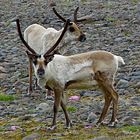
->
[108,122,116,127]
[47,125,56,130]
[108,120,118,127]
[27,88,33,96]
[45,95,54,100]
[95,122,102,128]
[64,122,72,129]
[96,121,108,127]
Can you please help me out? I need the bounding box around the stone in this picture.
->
[87,112,97,123]
[0,105,4,110]
[36,102,50,112]
[90,136,112,140]
[0,0,140,139]
[0,73,8,79]
[22,133,40,140]
[0,66,6,73]
[117,79,129,88]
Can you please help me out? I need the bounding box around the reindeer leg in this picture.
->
[28,56,33,95]
[108,87,118,127]
[96,94,112,126]
[102,85,118,127]
[61,94,72,128]
[95,71,112,126]
[95,71,118,127]
[45,89,54,100]
[100,82,118,127]
[45,85,54,100]
[34,78,38,90]
[48,88,62,130]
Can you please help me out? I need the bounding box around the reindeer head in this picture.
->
[53,7,86,42]
[16,19,69,78]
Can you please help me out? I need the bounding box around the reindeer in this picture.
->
[16,19,125,130]
[24,7,86,95]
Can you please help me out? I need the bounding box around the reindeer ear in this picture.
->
[44,55,54,65]
[53,49,61,55]
[26,51,32,58]
[47,55,54,62]
[26,51,37,59]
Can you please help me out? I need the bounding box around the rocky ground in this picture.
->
[0,0,140,140]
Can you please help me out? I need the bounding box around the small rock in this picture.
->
[0,105,4,110]
[118,98,127,107]
[36,102,50,112]
[117,79,129,88]
[120,116,140,125]
[0,73,8,79]
[22,133,40,140]
[49,1,56,7]
[48,138,59,140]
[0,66,6,73]
[135,82,140,88]
[87,112,97,123]
[90,136,112,140]
[114,37,123,42]
[130,96,140,102]
[130,71,140,76]
[79,91,85,96]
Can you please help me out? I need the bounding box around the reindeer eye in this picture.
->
[69,27,75,32]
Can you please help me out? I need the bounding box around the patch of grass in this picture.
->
[1,117,140,140]
[67,106,77,112]
[105,16,116,22]
[0,93,15,101]
[131,0,139,4]
[123,125,140,132]
[129,106,140,111]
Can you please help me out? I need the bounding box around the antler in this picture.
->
[52,8,66,22]
[53,7,92,23]
[73,7,79,23]
[16,19,36,54]
[44,19,70,58]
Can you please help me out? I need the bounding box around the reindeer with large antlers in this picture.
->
[24,7,86,96]
[16,16,125,130]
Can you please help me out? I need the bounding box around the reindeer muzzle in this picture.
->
[79,34,86,42]
[37,68,45,77]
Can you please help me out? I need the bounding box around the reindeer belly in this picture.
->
[66,68,98,89]
[66,80,98,89]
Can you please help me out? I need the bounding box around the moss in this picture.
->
[0,93,15,101]
[1,118,140,140]
[130,0,139,4]
[129,106,140,111]
[122,125,140,132]
[67,106,77,112]
[105,16,116,22]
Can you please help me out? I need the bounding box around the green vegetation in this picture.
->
[0,93,15,101]
[105,16,116,22]
[67,106,77,112]
[0,119,140,140]
[123,125,140,132]
[130,0,139,4]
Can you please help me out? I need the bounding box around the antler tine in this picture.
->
[44,19,70,58]
[73,7,79,22]
[16,19,36,54]
[52,8,66,22]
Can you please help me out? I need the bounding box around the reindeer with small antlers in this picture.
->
[24,7,86,96]
[16,16,125,130]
